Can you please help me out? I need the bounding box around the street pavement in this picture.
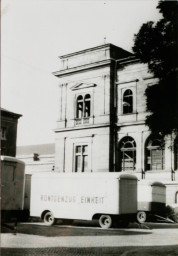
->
[1,221,178,255]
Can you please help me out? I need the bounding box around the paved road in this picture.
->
[1,221,178,255]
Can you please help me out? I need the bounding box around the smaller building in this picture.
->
[1,108,22,157]
[17,143,55,174]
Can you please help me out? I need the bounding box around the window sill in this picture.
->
[145,170,170,173]
[119,112,138,116]
[75,117,91,126]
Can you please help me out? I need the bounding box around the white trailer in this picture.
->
[137,180,166,223]
[30,172,138,228]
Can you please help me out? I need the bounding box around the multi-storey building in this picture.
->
[1,108,22,157]
[17,143,55,174]
[53,43,178,182]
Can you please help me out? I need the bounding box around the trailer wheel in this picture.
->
[137,211,147,224]
[44,211,55,226]
[99,215,112,229]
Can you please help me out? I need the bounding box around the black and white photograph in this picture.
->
[1,0,178,255]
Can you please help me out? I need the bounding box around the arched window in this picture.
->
[146,137,165,171]
[76,94,91,119]
[76,95,83,118]
[84,94,91,117]
[119,136,136,171]
[123,89,133,114]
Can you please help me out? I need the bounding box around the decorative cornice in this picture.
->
[54,123,111,133]
[59,43,132,59]
[118,57,140,65]
[53,59,112,77]
[116,79,139,85]
[71,82,96,91]
[59,44,112,59]
[116,120,146,127]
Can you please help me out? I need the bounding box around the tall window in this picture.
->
[123,89,133,114]
[119,136,136,171]
[146,137,165,171]
[76,94,91,118]
[76,95,83,118]
[84,94,91,117]
[75,145,88,172]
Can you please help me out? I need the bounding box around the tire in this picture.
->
[43,211,55,226]
[137,211,147,224]
[99,215,112,229]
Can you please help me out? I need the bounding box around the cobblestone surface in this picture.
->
[1,245,178,256]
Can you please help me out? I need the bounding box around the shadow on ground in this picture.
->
[1,221,152,237]
[1,218,178,237]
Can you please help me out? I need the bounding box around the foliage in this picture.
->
[162,205,178,223]
[132,0,178,137]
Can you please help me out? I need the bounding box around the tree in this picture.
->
[132,0,178,137]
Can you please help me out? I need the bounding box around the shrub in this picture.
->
[162,205,178,223]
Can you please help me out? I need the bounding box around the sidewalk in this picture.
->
[1,226,178,248]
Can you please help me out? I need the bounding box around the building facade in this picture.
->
[1,108,22,157]
[53,43,178,182]
[17,143,55,174]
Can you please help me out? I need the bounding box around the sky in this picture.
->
[1,0,162,146]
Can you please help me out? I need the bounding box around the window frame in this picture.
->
[118,84,137,116]
[146,137,165,171]
[76,95,84,119]
[122,89,133,114]
[76,93,91,119]
[74,144,89,172]
[119,136,136,171]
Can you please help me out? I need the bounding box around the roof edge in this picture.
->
[1,108,22,118]
[59,43,132,59]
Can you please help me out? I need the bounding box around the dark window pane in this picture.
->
[123,89,133,114]
[84,102,90,117]
[77,95,83,101]
[77,102,83,118]
[76,146,82,153]
[77,95,83,118]
[83,145,88,153]
[124,142,133,148]
[84,94,91,117]
[84,94,91,100]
